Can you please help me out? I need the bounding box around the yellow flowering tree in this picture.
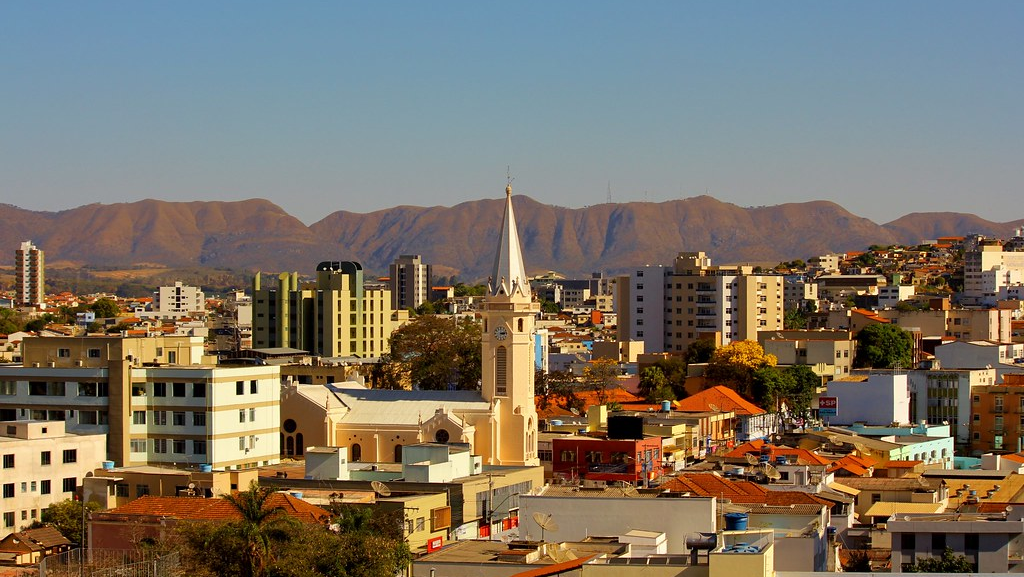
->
[705,340,777,397]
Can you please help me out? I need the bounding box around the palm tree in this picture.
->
[221,481,285,577]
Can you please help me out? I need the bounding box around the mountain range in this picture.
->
[1,197,1021,282]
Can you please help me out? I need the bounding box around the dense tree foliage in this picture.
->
[905,547,973,573]
[638,366,676,402]
[89,298,121,319]
[705,340,777,397]
[854,323,914,369]
[751,365,819,417]
[35,499,102,545]
[375,315,481,390]
[684,339,716,365]
[176,484,409,577]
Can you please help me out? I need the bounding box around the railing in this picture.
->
[40,549,180,577]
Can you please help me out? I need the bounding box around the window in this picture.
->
[132,411,146,425]
[559,450,577,462]
[193,440,207,455]
[154,411,167,426]
[153,382,167,397]
[871,493,881,504]
[79,382,108,396]
[115,483,129,497]
[136,484,150,498]
[2,512,12,528]
[132,385,146,397]
[40,480,50,495]
[40,451,51,466]
[173,440,186,454]
[154,439,168,454]
[193,382,206,397]
[62,478,76,493]
[2,484,13,498]
[250,380,258,394]
[2,454,12,469]
[88,348,101,358]
[932,533,945,551]
[0,381,15,395]
[239,409,246,423]
[62,449,77,464]
[173,382,186,397]
[538,449,553,462]
[239,437,246,451]
[173,412,186,426]
[236,381,244,395]
[249,408,256,422]
[30,481,35,492]
[130,439,147,453]
[585,451,603,464]
[57,348,70,358]
[193,412,206,427]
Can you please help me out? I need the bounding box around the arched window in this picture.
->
[351,443,362,462]
[285,436,294,456]
[495,346,507,396]
[395,444,403,462]
[280,433,285,456]
[296,433,304,456]
[518,318,524,332]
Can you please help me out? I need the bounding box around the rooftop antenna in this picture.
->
[532,512,559,542]
[371,480,392,498]
[607,181,612,204]
[506,166,515,194]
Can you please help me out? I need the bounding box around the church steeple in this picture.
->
[489,182,531,299]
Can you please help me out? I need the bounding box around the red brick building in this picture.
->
[551,436,664,485]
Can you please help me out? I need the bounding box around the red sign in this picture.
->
[427,536,443,552]
[819,397,838,409]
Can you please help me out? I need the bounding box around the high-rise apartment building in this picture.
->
[154,281,205,317]
[963,237,1024,306]
[252,261,394,358]
[618,252,784,353]
[389,254,432,311]
[15,241,44,307]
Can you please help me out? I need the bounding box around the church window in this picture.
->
[395,445,403,461]
[435,429,450,444]
[518,318,524,332]
[495,346,507,396]
[351,444,362,462]
[296,433,304,456]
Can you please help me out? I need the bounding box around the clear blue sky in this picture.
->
[2,2,1021,225]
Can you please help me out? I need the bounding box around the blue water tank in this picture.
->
[199,464,213,473]
[661,400,672,412]
[550,420,563,426]
[102,461,115,470]
[724,512,748,531]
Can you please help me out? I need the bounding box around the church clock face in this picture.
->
[493,325,508,341]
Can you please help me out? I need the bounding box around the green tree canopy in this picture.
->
[684,339,716,365]
[384,315,482,390]
[854,323,914,369]
[905,547,973,573]
[638,366,676,403]
[37,499,102,545]
[89,298,121,319]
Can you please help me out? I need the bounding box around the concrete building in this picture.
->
[153,281,205,318]
[907,368,995,449]
[970,374,1024,455]
[0,335,281,470]
[758,329,855,378]
[934,340,1024,378]
[825,373,911,426]
[618,254,784,354]
[888,509,1024,573]
[876,307,1012,343]
[14,241,44,308]
[0,420,106,538]
[964,238,1024,306]
[252,261,394,358]
[783,275,819,313]
[389,254,432,311]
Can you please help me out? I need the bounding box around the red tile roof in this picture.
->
[674,385,766,416]
[659,473,830,506]
[105,493,330,524]
[724,440,831,466]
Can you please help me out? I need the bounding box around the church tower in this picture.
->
[479,182,540,466]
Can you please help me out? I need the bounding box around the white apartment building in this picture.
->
[389,254,432,311]
[14,241,44,308]
[615,265,668,352]
[0,420,106,538]
[0,336,281,471]
[907,368,996,448]
[964,240,1024,306]
[783,275,818,312]
[934,341,1024,380]
[152,281,206,318]
[826,373,911,426]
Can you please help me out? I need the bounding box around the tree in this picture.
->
[0,308,19,334]
[906,546,973,573]
[854,323,913,369]
[38,499,102,545]
[784,365,819,420]
[413,300,439,315]
[582,358,620,405]
[751,366,793,411]
[539,299,560,314]
[783,308,807,330]
[221,482,289,577]
[684,339,716,365]
[705,340,777,397]
[90,298,121,319]
[843,549,872,572]
[386,315,481,390]
[453,283,486,297]
[25,318,47,332]
[638,366,675,403]
[536,370,583,413]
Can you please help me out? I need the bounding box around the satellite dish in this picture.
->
[570,408,580,416]
[745,453,759,465]
[532,512,559,541]
[853,442,868,454]
[708,403,721,413]
[761,463,782,481]
[187,482,196,490]
[371,480,392,497]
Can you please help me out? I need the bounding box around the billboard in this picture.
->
[818,396,838,418]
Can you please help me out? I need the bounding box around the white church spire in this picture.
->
[489,181,531,299]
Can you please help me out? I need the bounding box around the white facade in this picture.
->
[964,243,1024,306]
[826,373,911,426]
[0,420,106,538]
[14,240,44,308]
[907,368,996,447]
[617,265,667,351]
[934,341,1024,378]
[153,281,205,317]
[878,283,916,309]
